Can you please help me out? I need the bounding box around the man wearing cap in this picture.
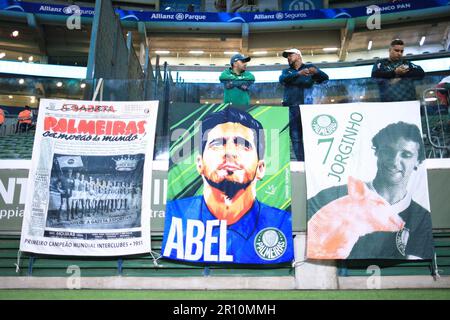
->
[220,54,255,106]
[280,48,329,161]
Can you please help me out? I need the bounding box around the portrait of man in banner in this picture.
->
[162,105,293,264]
[307,121,434,260]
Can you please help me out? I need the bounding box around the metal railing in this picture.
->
[422,87,450,158]
[1,77,450,161]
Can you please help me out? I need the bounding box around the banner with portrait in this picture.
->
[162,103,293,264]
[301,101,434,260]
[20,99,158,256]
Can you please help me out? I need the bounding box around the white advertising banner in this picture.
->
[20,99,158,256]
[301,101,434,260]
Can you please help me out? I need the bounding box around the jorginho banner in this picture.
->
[162,104,294,264]
[19,99,158,256]
[0,0,448,23]
[302,101,434,260]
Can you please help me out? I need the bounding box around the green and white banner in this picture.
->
[302,101,434,260]
[162,103,294,264]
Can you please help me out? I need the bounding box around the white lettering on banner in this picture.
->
[0,208,24,220]
[219,220,233,262]
[204,219,219,262]
[153,179,160,205]
[152,178,167,206]
[0,178,27,204]
[254,14,275,20]
[151,13,174,19]
[185,219,205,260]
[163,217,233,262]
[183,14,206,21]
[284,12,307,19]
[39,5,62,13]
[163,217,184,259]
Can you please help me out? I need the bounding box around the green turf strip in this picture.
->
[0,289,449,300]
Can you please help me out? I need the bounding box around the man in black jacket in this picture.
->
[279,48,329,161]
[372,39,425,102]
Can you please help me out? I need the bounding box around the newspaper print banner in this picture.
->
[301,101,434,260]
[20,99,158,256]
[161,103,294,264]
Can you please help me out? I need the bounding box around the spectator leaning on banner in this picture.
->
[372,39,425,102]
[279,48,329,161]
[16,105,33,133]
[219,53,255,106]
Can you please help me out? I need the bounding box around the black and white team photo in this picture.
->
[46,154,145,230]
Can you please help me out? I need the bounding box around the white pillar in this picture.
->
[294,233,338,289]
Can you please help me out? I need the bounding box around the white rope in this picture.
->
[433,252,441,280]
[292,259,306,268]
[91,78,104,101]
[149,250,162,267]
[14,250,21,273]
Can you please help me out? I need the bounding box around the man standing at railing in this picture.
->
[279,48,329,161]
[372,39,425,102]
[220,53,255,106]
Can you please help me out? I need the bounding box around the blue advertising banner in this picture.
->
[0,0,448,23]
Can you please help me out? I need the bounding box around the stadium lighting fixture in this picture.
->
[18,78,24,84]
[80,83,86,89]
[155,50,170,54]
[368,40,373,51]
[224,51,239,55]
[189,50,204,54]
[56,81,63,87]
[0,52,5,59]
[323,48,339,52]
[11,30,19,37]
[253,51,267,55]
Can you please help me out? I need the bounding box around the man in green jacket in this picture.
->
[220,54,255,106]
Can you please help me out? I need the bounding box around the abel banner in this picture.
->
[302,101,434,260]
[20,99,158,256]
[162,104,293,264]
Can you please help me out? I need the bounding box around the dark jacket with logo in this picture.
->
[279,63,329,106]
[371,58,425,102]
